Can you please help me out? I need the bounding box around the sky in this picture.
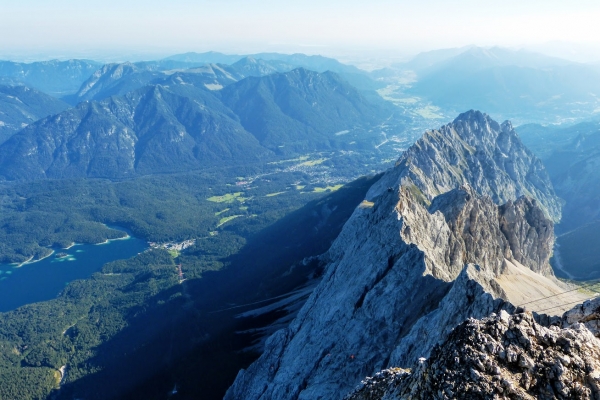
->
[2,0,600,62]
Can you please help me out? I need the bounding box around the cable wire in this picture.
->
[517,280,600,307]
[534,296,599,314]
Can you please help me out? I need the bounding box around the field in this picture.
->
[207,192,244,203]
[311,184,344,193]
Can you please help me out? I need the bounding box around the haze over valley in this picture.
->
[1,1,600,399]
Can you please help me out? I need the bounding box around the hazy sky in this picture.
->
[2,0,600,61]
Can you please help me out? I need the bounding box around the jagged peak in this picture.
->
[450,109,501,139]
[501,119,514,132]
[384,111,562,222]
[235,56,258,64]
[347,311,600,400]
[452,109,488,124]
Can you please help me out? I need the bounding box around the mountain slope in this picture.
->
[514,120,600,278]
[0,68,395,181]
[0,84,69,143]
[0,84,270,180]
[63,62,164,104]
[347,310,600,400]
[220,68,395,154]
[544,128,600,231]
[225,111,574,400]
[405,47,600,120]
[66,62,245,104]
[0,59,101,96]
[385,110,561,221]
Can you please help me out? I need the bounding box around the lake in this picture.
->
[0,235,148,312]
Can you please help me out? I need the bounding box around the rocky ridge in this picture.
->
[225,111,573,400]
[346,310,600,400]
[382,110,561,222]
[562,296,600,336]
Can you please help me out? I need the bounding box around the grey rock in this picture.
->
[225,111,562,400]
[347,312,600,400]
[499,196,554,275]
[377,110,561,222]
[562,296,600,336]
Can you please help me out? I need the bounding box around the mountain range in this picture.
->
[1,48,599,400]
[376,46,600,123]
[225,111,580,399]
[64,54,381,106]
[0,84,69,143]
[0,68,394,181]
[63,57,287,104]
[409,48,600,117]
[0,59,101,96]
[165,51,366,76]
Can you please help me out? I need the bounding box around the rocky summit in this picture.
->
[225,111,583,400]
[385,110,561,222]
[346,311,600,400]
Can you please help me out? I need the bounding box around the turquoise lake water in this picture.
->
[0,235,148,312]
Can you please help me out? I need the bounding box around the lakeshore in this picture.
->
[0,234,148,312]
[95,233,131,245]
[11,228,132,268]
[13,249,55,268]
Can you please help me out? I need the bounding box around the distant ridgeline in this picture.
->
[0,59,101,96]
[0,67,395,181]
[0,84,70,143]
[0,51,373,101]
[372,46,600,123]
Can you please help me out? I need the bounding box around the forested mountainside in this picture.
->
[220,68,394,153]
[0,59,101,96]
[0,84,69,143]
[0,68,394,181]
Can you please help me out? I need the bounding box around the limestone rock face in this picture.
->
[224,111,564,400]
[563,297,600,337]
[346,312,600,400]
[498,196,554,276]
[381,110,561,222]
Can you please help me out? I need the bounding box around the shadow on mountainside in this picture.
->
[53,173,382,400]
